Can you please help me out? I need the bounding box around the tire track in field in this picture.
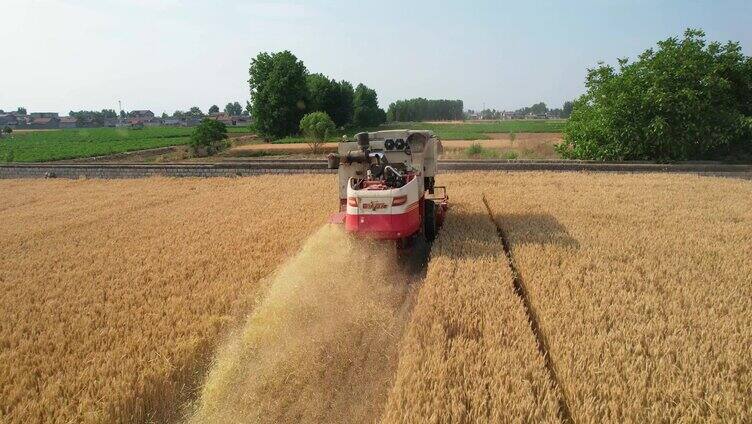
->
[482,194,574,424]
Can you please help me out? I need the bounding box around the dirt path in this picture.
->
[224,133,563,156]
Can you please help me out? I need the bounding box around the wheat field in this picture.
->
[482,172,752,422]
[1,172,751,423]
[0,176,333,423]
[380,179,562,423]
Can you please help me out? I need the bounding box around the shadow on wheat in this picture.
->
[187,224,422,424]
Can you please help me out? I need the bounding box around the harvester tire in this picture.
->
[424,199,437,242]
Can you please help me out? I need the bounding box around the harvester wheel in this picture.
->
[424,199,437,242]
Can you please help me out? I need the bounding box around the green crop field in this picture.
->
[273,120,566,144]
[0,127,254,162]
[383,120,566,139]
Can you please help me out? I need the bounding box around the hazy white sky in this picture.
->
[1,0,751,115]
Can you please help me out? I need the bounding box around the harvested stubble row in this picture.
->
[381,180,562,423]
[483,172,752,423]
[189,225,419,424]
[0,175,332,423]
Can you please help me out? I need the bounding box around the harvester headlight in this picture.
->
[392,195,407,206]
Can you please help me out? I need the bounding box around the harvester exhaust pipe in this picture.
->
[356,132,369,152]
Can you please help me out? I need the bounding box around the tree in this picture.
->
[190,118,228,156]
[558,29,752,161]
[161,112,169,119]
[172,110,184,118]
[248,50,308,139]
[119,110,127,119]
[244,101,252,116]
[561,101,574,118]
[16,107,26,115]
[306,74,357,128]
[331,80,354,127]
[224,101,243,116]
[69,110,107,127]
[353,83,386,127]
[187,106,203,117]
[529,102,548,115]
[480,109,501,120]
[306,74,338,117]
[208,105,220,114]
[300,111,335,153]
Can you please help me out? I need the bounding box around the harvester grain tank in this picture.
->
[328,130,448,245]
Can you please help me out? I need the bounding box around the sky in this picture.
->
[1,0,751,115]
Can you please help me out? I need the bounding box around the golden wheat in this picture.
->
[3,171,751,423]
[482,172,752,423]
[380,179,562,423]
[0,175,333,423]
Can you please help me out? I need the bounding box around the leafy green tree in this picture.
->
[101,109,117,119]
[561,101,574,118]
[119,110,127,119]
[353,83,386,127]
[172,110,184,118]
[208,105,220,114]
[224,101,243,116]
[480,109,501,120]
[161,112,169,119]
[332,80,354,127]
[529,102,548,115]
[305,75,356,128]
[16,107,26,115]
[187,106,204,117]
[69,110,107,127]
[248,50,308,139]
[300,111,335,153]
[307,74,338,117]
[558,29,752,161]
[190,118,228,155]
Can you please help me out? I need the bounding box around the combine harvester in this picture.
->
[328,130,448,247]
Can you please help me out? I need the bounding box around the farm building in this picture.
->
[129,110,155,119]
[28,116,60,129]
[59,116,77,129]
[162,118,182,126]
[0,114,19,127]
[208,113,250,126]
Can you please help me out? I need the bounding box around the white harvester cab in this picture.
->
[328,130,448,242]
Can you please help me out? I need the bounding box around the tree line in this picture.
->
[248,50,386,139]
[386,98,464,122]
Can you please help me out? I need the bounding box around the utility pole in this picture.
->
[118,100,122,125]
